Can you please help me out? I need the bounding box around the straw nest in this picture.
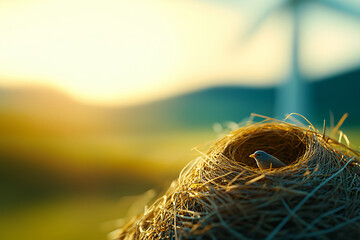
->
[114,117,360,240]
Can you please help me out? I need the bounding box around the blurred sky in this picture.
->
[0,0,360,105]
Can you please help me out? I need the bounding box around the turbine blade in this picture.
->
[319,0,360,19]
[240,0,287,43]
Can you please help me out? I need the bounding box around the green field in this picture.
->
[0,129,219,240]
[1,127,359,240]
[1,94,359,240]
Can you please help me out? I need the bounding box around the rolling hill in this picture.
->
[0,67,359,133]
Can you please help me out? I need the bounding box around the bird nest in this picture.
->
[113,116,360,240]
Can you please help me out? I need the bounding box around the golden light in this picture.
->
[0,0,182,104]
[0,0,289,105]
[0,0,359,105]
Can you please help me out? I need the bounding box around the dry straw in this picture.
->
[113,114,360,239]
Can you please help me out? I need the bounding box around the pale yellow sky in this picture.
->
[0,0,359,105]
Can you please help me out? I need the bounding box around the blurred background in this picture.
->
[1,0,360,239]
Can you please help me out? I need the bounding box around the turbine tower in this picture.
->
[243,0,360,118]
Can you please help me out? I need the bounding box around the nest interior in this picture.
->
[114,121,360,240]
[211,123,307,167]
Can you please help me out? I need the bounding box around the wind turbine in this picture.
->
[198,0,360,118]
[242,0,360,119]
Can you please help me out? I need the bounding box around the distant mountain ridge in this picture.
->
[312,69,360,125]
[113,86,276,131]
[114,68,360,130]
[0,68,359,132]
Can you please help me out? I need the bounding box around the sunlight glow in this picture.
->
[0,0,359,105]
[0,0,184,104]
[0,0,291,105]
